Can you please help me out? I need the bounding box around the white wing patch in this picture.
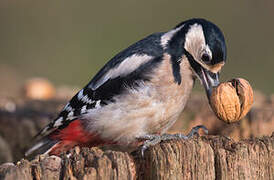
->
[91,54,153,90]
[81,105,87,114]
[95,100,101,109]
[78,89,94,104]
[64,103,73,112]
[68,111,74,117]
[53,117,63,127]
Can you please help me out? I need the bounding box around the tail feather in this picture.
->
[25,120,105,157]
[25,138,58,157]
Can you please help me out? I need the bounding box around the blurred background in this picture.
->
[0,0,273,163]
[0,0,274,96]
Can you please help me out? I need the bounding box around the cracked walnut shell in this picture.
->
[210,78,253,123]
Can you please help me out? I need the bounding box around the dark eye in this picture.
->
[201,53,211,63]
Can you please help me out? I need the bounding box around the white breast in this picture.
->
[83,54,194,145]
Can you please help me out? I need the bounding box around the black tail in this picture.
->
[25,138,58,157]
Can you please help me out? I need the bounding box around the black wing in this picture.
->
[38,32,165,137]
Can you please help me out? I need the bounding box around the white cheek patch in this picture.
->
[184,24,206,54]
[184,24,215,67]
[91,54,153,90]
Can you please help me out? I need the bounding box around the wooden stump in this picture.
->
[1,134,273,180]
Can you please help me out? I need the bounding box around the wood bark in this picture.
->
[1,134,273,180]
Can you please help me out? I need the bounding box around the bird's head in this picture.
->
[167,18,227,99]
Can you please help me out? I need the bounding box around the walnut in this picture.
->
[210,78,253,123]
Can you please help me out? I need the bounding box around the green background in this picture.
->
[0,0,273,95]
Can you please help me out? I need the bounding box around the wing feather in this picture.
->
[90,54,153,90]
[36,32,165,137]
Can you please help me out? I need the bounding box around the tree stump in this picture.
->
[1,134,273,180]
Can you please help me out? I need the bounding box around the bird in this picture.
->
[25,18,227,157]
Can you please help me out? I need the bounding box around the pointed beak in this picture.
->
[200,68,219,99]
[185,50,220,101]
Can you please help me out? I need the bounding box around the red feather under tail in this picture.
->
[48,119,110,156]
[26,119,111,157]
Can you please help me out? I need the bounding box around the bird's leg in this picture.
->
[138,125,208,157]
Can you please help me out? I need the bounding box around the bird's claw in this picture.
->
[186,125,208,138]
[138,125,208,157]
[140,134,162,157]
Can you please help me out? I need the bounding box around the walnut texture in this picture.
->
[210,78,253,123]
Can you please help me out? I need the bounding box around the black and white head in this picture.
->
[166,18,227,99]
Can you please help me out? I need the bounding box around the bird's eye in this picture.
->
[201,53,211,63]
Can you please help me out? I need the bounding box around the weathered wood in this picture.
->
[1,134,273,180]
[0,92,273,179]
[1,92,273,163]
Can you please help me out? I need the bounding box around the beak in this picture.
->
[185,49,220,101]
[199,68,220,100]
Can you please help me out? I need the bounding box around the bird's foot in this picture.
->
[138,125,208,157]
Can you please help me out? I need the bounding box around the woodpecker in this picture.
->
[25,18,226,157]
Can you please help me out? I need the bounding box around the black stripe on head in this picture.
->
[166,18,226,84]
[184,48,200,75]
[198,19,227,64]
[166,19,206,85]
[166,22,190,85]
